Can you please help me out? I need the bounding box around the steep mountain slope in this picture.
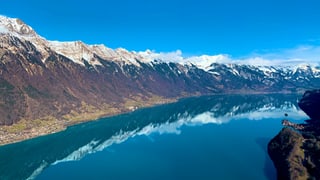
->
[1,15,320,144]
[0,16,220,127]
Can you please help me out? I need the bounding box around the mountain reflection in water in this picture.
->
[0,94,306,180]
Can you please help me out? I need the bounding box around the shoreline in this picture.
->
[0,96,177,146]
[0,92,303,146]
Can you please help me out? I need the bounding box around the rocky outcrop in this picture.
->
[268,128,307,180]
[298,89,320,120]
[281,120,304,130]
[268,90,320,180]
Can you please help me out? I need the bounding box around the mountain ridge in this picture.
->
[1,15,319,71]
[1,15,320,145]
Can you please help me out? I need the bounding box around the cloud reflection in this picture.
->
[0,94,307,180]
[49,98,307,170]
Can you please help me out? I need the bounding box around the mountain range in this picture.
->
[0,15,320,138]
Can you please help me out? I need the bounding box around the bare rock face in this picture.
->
[298,89,320,120]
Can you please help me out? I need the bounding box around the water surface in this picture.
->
[0,94,308,180]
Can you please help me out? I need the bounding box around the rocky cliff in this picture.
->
[268,90,320,180]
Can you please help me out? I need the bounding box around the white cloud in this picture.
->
[137,45,320,68]
[285,46,320,63]
[185,54,231,69]
[236,45,320,66]
[138,49,184,63]
[138,50,231,70]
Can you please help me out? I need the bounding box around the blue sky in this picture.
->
[1,0,320,60]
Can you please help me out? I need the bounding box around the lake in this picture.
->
[0,94,308,180]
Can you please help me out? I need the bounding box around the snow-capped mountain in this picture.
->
[0,16,35,36]
[0,15,320,126]
[1,15,319,74]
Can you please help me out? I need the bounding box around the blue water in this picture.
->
[0,94,308,180]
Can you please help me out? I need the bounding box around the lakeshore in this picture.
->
[0,96,176,146]
[0,93,305,180]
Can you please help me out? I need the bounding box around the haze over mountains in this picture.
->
[1,15,320,127]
